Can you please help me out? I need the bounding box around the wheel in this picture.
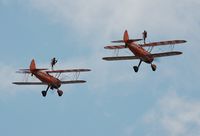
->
[57,90,63,97]
[151,64,157,71]
[133,66,138,72]
[41,91,47,97]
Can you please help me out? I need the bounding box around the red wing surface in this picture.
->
[103,56,140,61]
[151,51,182,58]
[46,69,91,73]
[104,45,126,49]
[140,40,186,47]
[12,82,46,85]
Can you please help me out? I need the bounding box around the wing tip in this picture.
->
[176,51,183,55]
[111,40,124,43]
[102,57,110,61]
[85,69,91,72]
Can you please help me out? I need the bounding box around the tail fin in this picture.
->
[123,30,129,43]
[111,30,142,44]
[30,59,36,72]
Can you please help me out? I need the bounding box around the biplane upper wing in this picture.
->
[140,40,187,47]
[104,45,126,49]
[46,69,91,73]
[12,82,46,85]
[151,51,182,58]
[103,55,140,61]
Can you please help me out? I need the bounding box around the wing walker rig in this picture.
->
[13,59,91,97]
[103,30,187,72]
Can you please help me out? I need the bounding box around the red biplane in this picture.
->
[13,59,91,97]
[103,30,187,72]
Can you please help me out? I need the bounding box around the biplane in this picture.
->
[103,30,187,72]
[13,59,91,97]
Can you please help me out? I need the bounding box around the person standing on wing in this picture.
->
[143,30,147,44]
[51,57,58,70]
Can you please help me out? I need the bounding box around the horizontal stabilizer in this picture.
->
[17,68,48,73]
[111,39,142,43]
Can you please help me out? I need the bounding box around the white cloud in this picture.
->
[0,62,50,96]
[0,63,18,91]
[25,0,200,38]
[144,92,200,136]
[1,0,200,99]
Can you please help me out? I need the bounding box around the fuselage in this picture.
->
[128,42,154,64]
[33,70,61,89]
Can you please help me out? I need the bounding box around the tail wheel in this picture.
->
[133,66,138,72]
[151,64,157,71]
[57,90,63,97]
[41,91,47,97]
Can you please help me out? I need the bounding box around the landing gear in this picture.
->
[133,66,138,72]
[41,91,47,97]
[41,86,50,97]
[133,60,142,73]
[57,90,63,97]
[151,64,157,71]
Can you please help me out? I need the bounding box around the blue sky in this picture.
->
[0,0,200,136]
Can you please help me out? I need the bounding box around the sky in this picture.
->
[0,0,200,136]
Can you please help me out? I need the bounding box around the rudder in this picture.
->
[123,30,129,43]
[30,59,36,72]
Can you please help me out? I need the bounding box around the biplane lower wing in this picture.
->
[61,80,86,84]
[103,51,182,61]
[12,82,46,85]
[140,40,186,47]
[103,56,140,61]
[151,51,182,58]
[13,80,86,85]
[104,45,126,49]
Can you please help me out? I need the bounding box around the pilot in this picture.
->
[51,57,58,70]
[143,30,147,44]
